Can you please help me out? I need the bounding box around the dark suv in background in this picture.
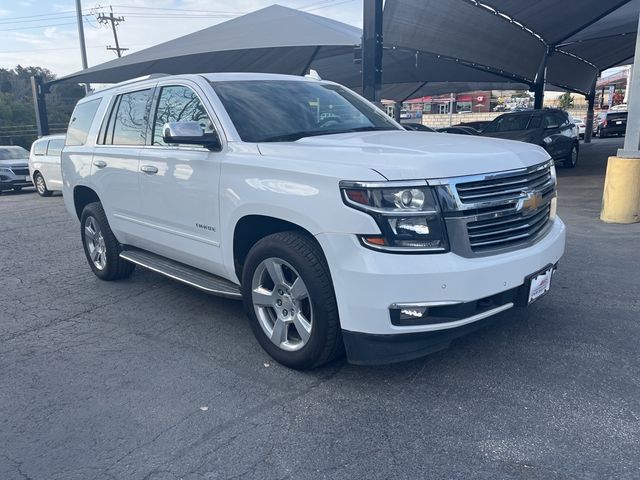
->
[482,108,579,168]
[595,111,627,138]
[0,146,33,194]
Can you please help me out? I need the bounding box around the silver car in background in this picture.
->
[0,146,33,194]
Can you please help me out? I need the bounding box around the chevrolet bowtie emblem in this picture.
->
[517,191,543,215]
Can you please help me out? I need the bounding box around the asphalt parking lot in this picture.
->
[1,137,639,480]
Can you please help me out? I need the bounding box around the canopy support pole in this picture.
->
[584,80,596,144]
[362,0,383,103]
[300,46,321,76]
[30,75,50,137]
[533,48,551,110]
[601,14,640,224]
[394,102,402,122]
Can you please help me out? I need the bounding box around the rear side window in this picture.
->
[47,139,65,156]
[66,98,102,146]
[108,89,152,146]
[33,140,47,156]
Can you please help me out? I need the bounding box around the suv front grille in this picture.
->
[433,161,556,257]
[11,168,29,176]
[466,203,551,252]
[456,165,553,204]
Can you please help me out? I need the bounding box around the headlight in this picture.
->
[0,168,11,173]
[340,181,449,253]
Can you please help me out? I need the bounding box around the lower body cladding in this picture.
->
[316,217,566,365]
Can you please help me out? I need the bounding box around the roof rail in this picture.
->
[86,73,170,95]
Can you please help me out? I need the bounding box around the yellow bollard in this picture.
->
[601,156,640,224]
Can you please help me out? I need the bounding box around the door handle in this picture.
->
[140,165,158,174]
[93,160,107,169]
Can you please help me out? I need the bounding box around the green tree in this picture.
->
[0,65,84,148]
[558,91,574,110]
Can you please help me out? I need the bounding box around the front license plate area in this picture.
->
[526,265,556,305]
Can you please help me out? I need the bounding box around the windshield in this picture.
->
[484,114,532,133]
[210,80,399,142]
[0,146,29,160]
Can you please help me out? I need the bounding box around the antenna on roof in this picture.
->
[305,69,322,80]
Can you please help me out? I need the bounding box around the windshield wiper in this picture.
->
[260,126,397,143]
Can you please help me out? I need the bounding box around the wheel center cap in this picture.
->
[281,294,294,311]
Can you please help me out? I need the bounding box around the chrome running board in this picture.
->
[120,248,241,299]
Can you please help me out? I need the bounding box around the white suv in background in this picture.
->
[62,73,565,369]
[29,134,66,197]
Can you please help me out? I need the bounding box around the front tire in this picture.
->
[80,202,134,281]
[564,143,578,168]
[34,172,52,197]
[241,231,342,370]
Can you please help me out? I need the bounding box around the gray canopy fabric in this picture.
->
[52,5,361,85]
[52,4,523,101]
[383,0,640,95]
[52,2,637,100]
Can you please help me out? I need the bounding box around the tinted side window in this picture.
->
[33,140,47,155]
[152,85,214,146]
[542,113,558,128]
[528,116,542,129]
[111,89,152,146]
[485,114,531,133]
[557,111,570,126]
[66,98,102,146]
[46,139,65,156]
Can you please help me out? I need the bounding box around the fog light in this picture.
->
[400,307,427,319]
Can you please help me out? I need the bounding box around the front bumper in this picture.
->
[316,217,566,363]
[0,178,33,190]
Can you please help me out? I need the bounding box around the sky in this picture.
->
[0,0,363,76]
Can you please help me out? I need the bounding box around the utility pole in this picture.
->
[98,6,128,58]
[75,0,90,93]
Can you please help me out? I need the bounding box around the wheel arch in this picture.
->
[232,214,320,281]
[73,185,101,220]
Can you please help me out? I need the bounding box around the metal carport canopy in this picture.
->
[383,0,640,95]
[49,4,525,101]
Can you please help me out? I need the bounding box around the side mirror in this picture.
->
[162,122,221,150]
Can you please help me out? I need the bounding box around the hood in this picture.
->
[0,159,28,168]
[257,130,550,180]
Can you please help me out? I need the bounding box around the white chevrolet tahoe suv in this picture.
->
[62,73,565,369]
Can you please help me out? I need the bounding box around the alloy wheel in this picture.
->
[84,216,107,270]
[35,175,46,194]
[251,257,313,352]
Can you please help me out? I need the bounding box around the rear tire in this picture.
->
[80,202,135,281]
[563,143,578,168]
[241,231,342,370]
[34,172,52,197]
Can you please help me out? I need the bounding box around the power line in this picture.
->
[0,44,149,54]
[0,21,88,32]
